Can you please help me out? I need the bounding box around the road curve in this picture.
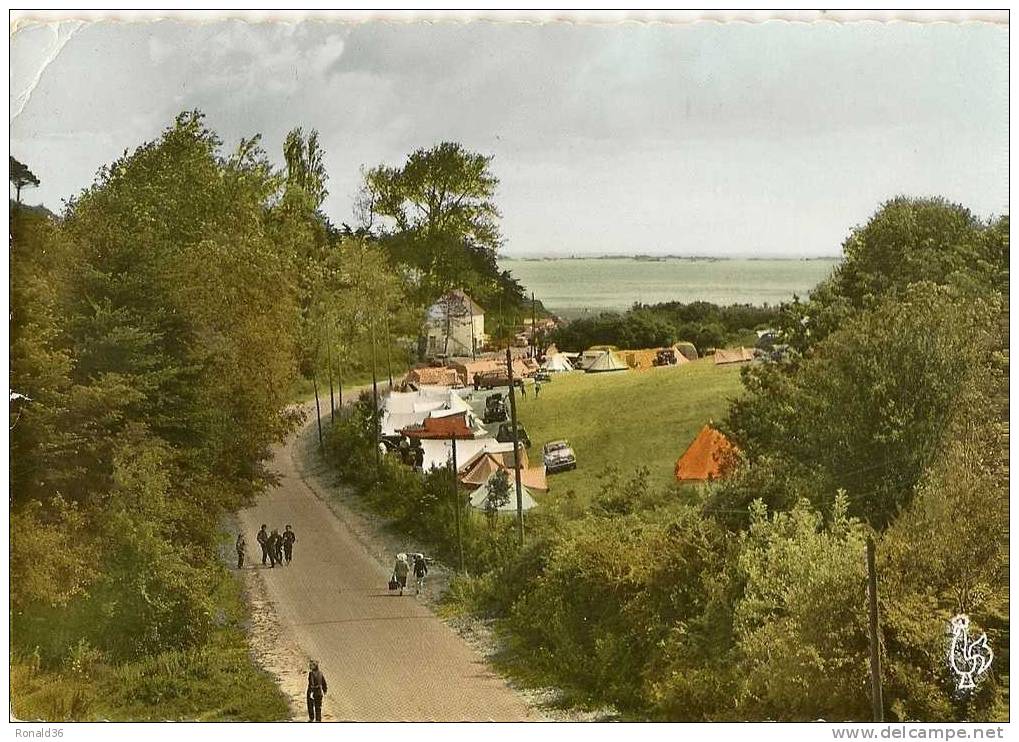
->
[238,403,537,722]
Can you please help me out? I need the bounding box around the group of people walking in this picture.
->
[391,552,428,596]
[235,524,298,568]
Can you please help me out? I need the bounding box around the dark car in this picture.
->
[483,394,508,423]
[496,422,531,449]
[543,440,577,474]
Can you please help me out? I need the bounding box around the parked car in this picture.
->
[534,369,552,382]
[483,393,508,423]
[496,422,531,448]
[653,348,678,366]
[543,439,577,474]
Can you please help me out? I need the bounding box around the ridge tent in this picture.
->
[585,350,629,374]
[542,353,575,372]
[674,341,699,361]
[469,475,537,513]
[674,425,738,481]
[713,347,756,365]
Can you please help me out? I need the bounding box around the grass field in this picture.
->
[513,358,745,499]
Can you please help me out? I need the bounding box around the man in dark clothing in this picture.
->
[412,553,428,595]
[236,534,246,569]
[282,525,297,565]
[307,660,327,722]
[473,372,482,391]
[268,528,281,568]
[256,525,269,566]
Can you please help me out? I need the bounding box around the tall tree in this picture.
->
[10,155,40,203]
[359,142,510,304]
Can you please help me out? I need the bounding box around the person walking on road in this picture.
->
[268,528,281,568]
[393,554,410,596]
[534,380,542,398]
[256,524,270,566]
[306,660,328,722]
[235,533,246,569]
[282,525,297,565]
[412,553,428,595]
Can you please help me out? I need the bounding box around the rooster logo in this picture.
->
[949,614,993,691]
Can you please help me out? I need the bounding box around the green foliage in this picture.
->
[720,284,1001,530]
[11,572,290,721]
[10,154,40,201]
[550,301,780,354]
[359,141,528,318]
[9,111,315,715]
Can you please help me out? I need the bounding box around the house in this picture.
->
[423,290,485,359]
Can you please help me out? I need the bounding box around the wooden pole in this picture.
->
[867,536,884,722]
[371,319,381,479]
[451,439,464,573]
[384,315,394,391]
[505,346,525,547]
[531,292,537,359]
[312,374,324,449]
[327,340,335,423]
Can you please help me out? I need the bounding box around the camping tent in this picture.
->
[585,350,629,374]
[542,353,575,372]
[713,347,756,365]
[674,341,699,361]
[469,475,537,513]
[459,451,548,492]
[674,425,738,481]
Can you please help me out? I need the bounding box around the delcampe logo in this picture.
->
[948,614,993,691]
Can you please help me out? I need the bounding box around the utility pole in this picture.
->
[867,536,884,722]
[505,346,525,546]
[450,440,464,573]
[370,318,381,479]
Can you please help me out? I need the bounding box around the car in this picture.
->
[483,394,508,423]
[496,422,531,448]
[542,439,577,474]
[534,369,552,382]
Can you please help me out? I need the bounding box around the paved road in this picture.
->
[238,404,536,722]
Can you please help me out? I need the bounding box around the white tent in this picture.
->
[469,475,537,513]
[541,353,575,372]
[585,351,628,374]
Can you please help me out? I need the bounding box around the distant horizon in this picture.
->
[499,252,842,260]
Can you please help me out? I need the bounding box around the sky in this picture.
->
[9,16,1009,257]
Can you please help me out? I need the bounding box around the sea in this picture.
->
[498,257,840,318]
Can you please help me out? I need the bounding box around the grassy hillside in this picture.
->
[513,358,744,499]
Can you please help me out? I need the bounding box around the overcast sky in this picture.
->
[10,18,1008,257]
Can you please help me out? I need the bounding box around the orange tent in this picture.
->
[674,425,738,481]
[400,412,476,440]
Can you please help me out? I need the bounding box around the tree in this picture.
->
[359,142,513,305]
[484,469,511,526]
[10,155,40,203]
